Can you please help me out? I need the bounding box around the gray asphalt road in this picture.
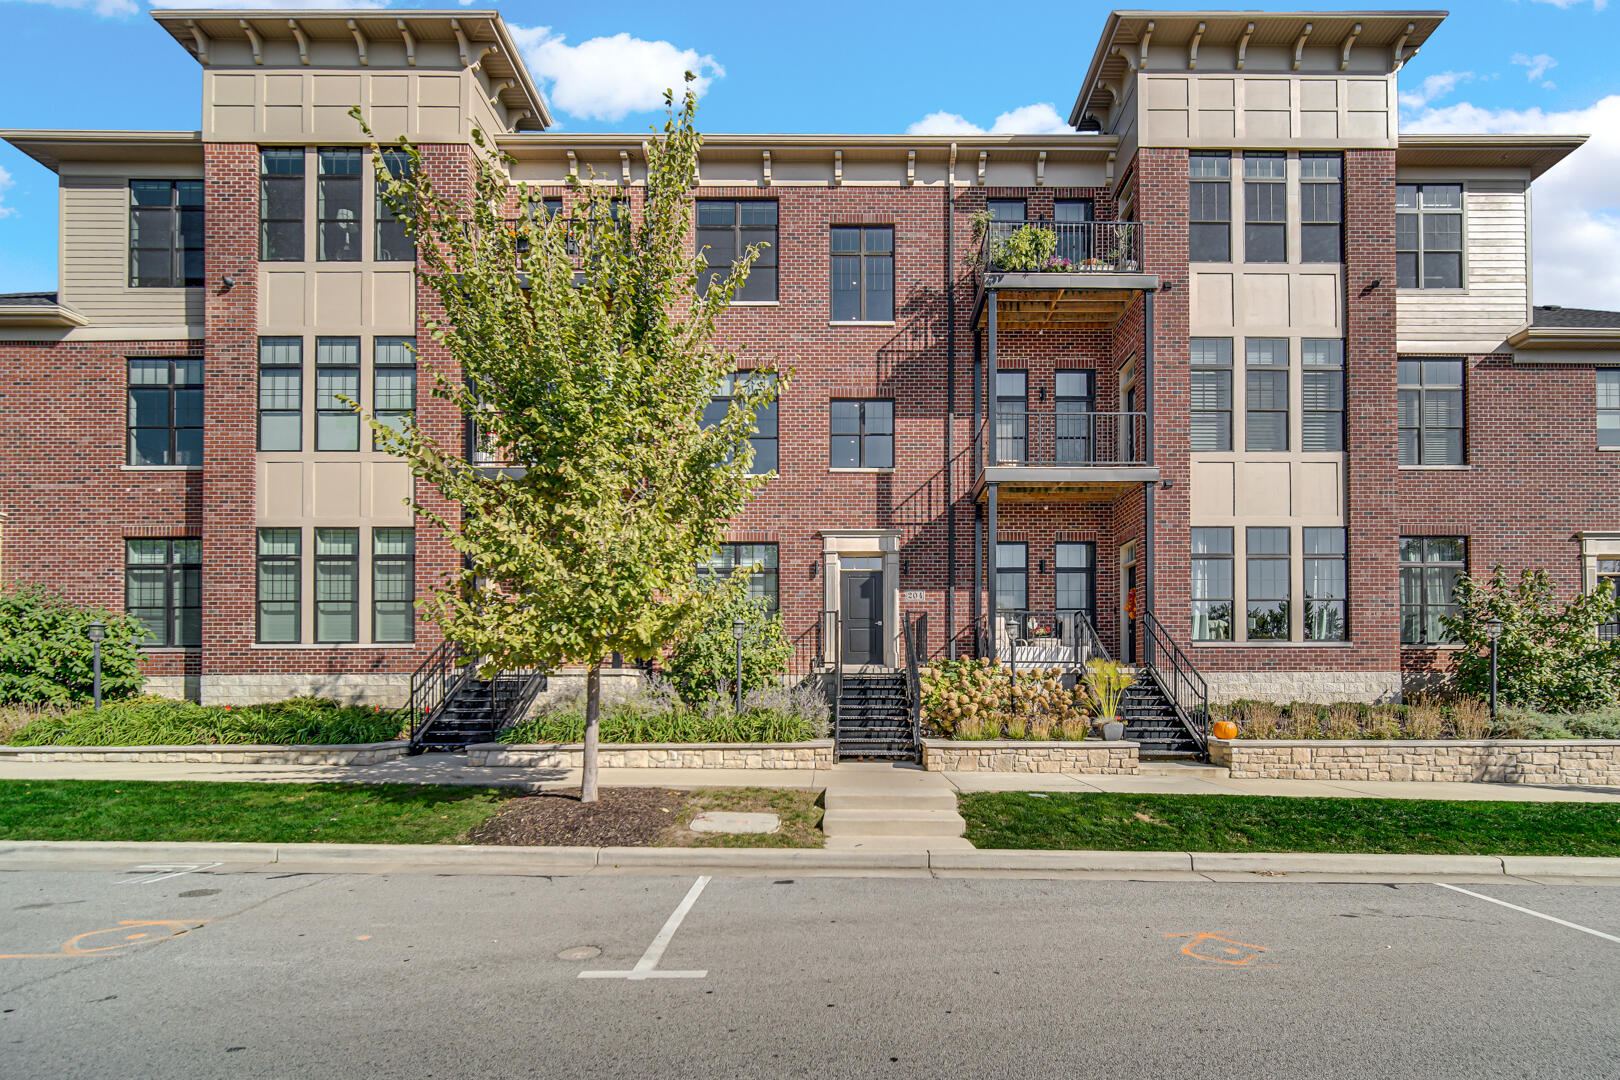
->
[1,868,1616,1079]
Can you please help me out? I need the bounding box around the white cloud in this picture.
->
[0,164,16,219]
[1512,52,1558,85]
[1528,0,1607,9]
[1404,95,1620,310]
[905,102,1072,136]
[0,0,383,13]
[509,25,722,122]
[1398,71,1474,110]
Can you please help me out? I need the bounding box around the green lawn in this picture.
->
[0,780,515,844]
[958,792,1620,857]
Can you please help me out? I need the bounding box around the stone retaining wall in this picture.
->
[466,741,835,770]
[1210,739,1620,786]
[921,740,1139,774]
[0,741,410,766]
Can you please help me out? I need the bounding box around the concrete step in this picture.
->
[821,807,969,839]
[823,789,959,813]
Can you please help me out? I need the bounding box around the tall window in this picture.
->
[1054,198,1094,263]
[1246,527,1290,640]
[829,399,894,469]
[313,528,359,644]
[1055,370,1095,463]
[375,148,414,262]
[1401,536,1466,645]
[259,148,304,262]
[127,357,202,467]
[1190,338,1233,451]
[125,538,201,648]
[258,337,303,452]
[1598,558,1620,641]
[1190,527,1233,641]
[696,200,777,301]
[704,372,778,475]
[699,543,779,612]
[129,180,203,288]
[1304,528,1347,641]
[315,337,361,452]
[256,528,301,644]
[1246,338,1289,451]
[316,148,363,262]
[372,528,415,643]
[1243,152,1287,263]
[996,542,1027,612]
[373,337,416,448]
[1398,358,1464,466]
[986,198,1025,222]
[1396,183,1463,289]
[1598,370,1620,450]
[994,370,1027,463]
[830,226,893,322]
[1302,339,1345,452]
[1055,542,1095,623]
[1300,153,1343,263]
[1189,152,1231,262]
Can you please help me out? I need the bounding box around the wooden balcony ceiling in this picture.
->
[978,288,1136,330]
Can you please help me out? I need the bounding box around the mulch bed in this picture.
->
[466,787,691,847]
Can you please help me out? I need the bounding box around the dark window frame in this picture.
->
[259,147,305,262]
[704,372,778,475]
[1598,369,1620,450]
[316,147,363,263]
[127,356,203,467]
[996,541,1028,613]
[1246,526,1291,641]
[994,370,1028,463]
[372,337,416,450]
[829,398,895,470]
[1304,527,1348,641]
[1398,357,1465,466]
[1300,152,1343,263]
[1055,541,1096,624]
[315,337,361,452]
[1189,152,1231,263]
[986,198,1026,223]
[1191,527,1234,642]
[1396,183,1464,289]
[698,543,780,613]
[1400,536,1467,645]
[375,148,415,262]
[1243,152,1287,264]
[1302,338,1345,452]
[128,179,204,288]
[314,527,360,645]
[1055,369,1096,463]
[125,537,201,648]
[256,528,301,644]
[1245,338,1290,452]
[696,199,778,302]
[257,337,303,452]
[829,225,895,323]
[372,527,416,643]
[1190,338,1234,452]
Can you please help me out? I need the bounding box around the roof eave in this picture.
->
[0,304,90,329]
[1507,325,1620,350]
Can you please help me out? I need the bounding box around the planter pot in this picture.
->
[1101,721,1125,741]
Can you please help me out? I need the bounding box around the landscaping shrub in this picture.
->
[7,696,403,747]
[499,676,827,744]
[919,658,1091,739]
[1214,697,1617,741]
[0,587,146,705]
[663,594,792,707]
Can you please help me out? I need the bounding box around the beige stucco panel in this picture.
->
[1291,273,1340,328]
[370,462,414,523]
[1293,460,1344,519]
[1191,272,1235,328]
[260,461,305,521]
[312,462,364,520]
[261,269,306,330]
[1239,275,1291,328]
[1190,460,1236,518]
[1235,461,1292,518]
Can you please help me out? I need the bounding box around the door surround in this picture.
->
[820,530,902,670]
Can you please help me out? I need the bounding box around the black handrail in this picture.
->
[491,665,548,734]
[901,610,928,756]
[974,412,1150,472]
[823,609,842,754]
[1139,609,1211,747]
[977,219,1143,274]
[400,639,479,750]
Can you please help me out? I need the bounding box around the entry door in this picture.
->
[841,570,884,666]
[1123,562,1138,664]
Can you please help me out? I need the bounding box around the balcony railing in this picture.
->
[975,411,1149,472]
[978,220,1143,275]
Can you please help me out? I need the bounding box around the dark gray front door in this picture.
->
[841,570,884,665]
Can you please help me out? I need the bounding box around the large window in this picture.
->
[1245,338,1289,452]
[1398,358,1464,466]
[1599,370,1620,450]
[1300,153,1343,263]
[986,198,1025,223]
[259,148,304,262]
[1190,527,1234,642]
[373,337,416,448]
[258,337,303,452]
[315,337,361,452]
[996,542,1027,612]
[829,399,894,469]
[994,370,1028,463]
[1598,558,1620,641]
[830,226,893,322]
[316,148,363,262]
[699,543,779,612]
[1396,183,1463,289]
[129,180,204,288]
[1304,528,1347,641]
[1190,338,1233,451]
[373,528,415,643]
[1189,152,1231,262]
[125,538,201,648]
[127,357,202,467]
[256,528,301,644]
[1401,536,1466,645]
[314,528,360,644]
[1243,152,1287,263]
[1054,198,1094,263]
[375,149,414,262]
[703,372,777,474]
[696,200,777,301]
[1055,370,1095,463]
[1302,339,1345,452]
[1056,542,1095,622]
[1246,527,1290,640]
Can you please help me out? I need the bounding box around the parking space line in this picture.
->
[579,875,711,980]
[1436,883,1620,944]
[118,863,222,886]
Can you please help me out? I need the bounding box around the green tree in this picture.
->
[0,586,146,705]
[356,81,778,800]
[1444,567,1620,712]
[663,591,792,707]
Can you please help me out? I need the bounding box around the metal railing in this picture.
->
[490,666,548,734]
[1139,609,1211,747]
[975,411,1149,472]
[978,219,1143,275]
[901,610,928,756]
[993,610,1108,675]
[1600,618,1619,642]
[399,640,478,749]
[825,609,842,755]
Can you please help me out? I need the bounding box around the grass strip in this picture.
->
[672,787,824,848]
[958,791,1620,857]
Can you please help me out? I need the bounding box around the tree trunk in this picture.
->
[581,660,602,803]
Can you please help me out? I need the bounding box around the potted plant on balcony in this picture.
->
[1085,657,1134,740]
[992,224,1058,272]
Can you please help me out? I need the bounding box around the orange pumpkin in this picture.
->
[1212,719,1238,741]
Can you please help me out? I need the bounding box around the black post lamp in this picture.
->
[1485,617,1504,720]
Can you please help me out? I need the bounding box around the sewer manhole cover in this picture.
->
[690,811,780,835]
[557,945,602,961]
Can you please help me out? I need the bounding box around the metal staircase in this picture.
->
[1133,610,1211,759]
[835,672,916,760]
[397,642,547,753]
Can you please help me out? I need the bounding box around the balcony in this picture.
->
[973,411,1159,500]
[974,220,1156,330]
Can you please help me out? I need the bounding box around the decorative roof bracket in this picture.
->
[833,149,843,186]
[185,19,209,65]
[906,149,915,187]
[565,149,578,179]
[1110,45,1139,74]
[1138,20,1154,70]
[761,149,772,186]
[397,20,416,67]
[976,150,987,186]
[238,19,263,66]
[1292,23,1312,71]
[450,19,471,67]
[1036,151,1046,187]
[288,19,309,65]
[1188,21,1204,70]
[1392,22,1418,71]
[1236,22,1254,70]
[622,150,632,185]
[1340,22,1361,71]
[348,19,368,67]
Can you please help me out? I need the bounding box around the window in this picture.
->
[986,199,1025,223]
[256,528,301,644]
[258,337,303,452]
[316,148,363,262]
[129,180,203,288]
[1054,199,1094,263]
[1598,558,1620,641]
[829,399,894,469]
[1055,542,1095,622]
[996,542,1027,612]
[1304,528,1347,641]
[1245,338,1289,452]
[830,226,894,322]
[1189,152,1231,262]
[1396,183,1463,289]
[994,370,1027,463]
[373,337,416,448]
[125,538,201,648]
[127,357,202,467]
[314,528,359,644]
[1599,370,1620,449]
[1302,339,1345,452]
[1190,527,1233,641]
[372,528,415,643]
[699,543,779,612]
[1400,536,1466,645]
[704,372,777,474]
[1055,370,1095,464]
[259,148,304,262]
[375,148,414,262]
[1246,527,1290,640]
[1190,338,1233,451]
[1398,358,1464,466]
[1243,152,1287,263]
[696,200,777,301]
[315,337,361,452]
[1300,153,1342,263]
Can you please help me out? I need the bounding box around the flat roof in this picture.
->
[1397,134,1586,180]
[0,130,203,172]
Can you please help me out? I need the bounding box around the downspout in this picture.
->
[945,142,958,659]
[1142,289,1156,670]
[986,289,999,662]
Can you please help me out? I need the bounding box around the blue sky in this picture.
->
[2,0,1618,305]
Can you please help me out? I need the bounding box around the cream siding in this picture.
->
[1396,179,1531,353]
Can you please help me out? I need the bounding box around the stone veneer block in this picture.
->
[0,742,411,765]
[920,740,1140,774]
[464,740,836,770]
[1210,739,1620,786]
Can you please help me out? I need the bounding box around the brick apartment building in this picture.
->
[2,9,1618,732]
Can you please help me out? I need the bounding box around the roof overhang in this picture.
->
[0,300,89,329]
[0,130,203,173]
[1397,134,1587,180]
[1508,324,1620,363]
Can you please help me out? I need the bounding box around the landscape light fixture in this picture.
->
[1485,617,1504,718]
[86,620,106,710]
[732,618,746,714]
